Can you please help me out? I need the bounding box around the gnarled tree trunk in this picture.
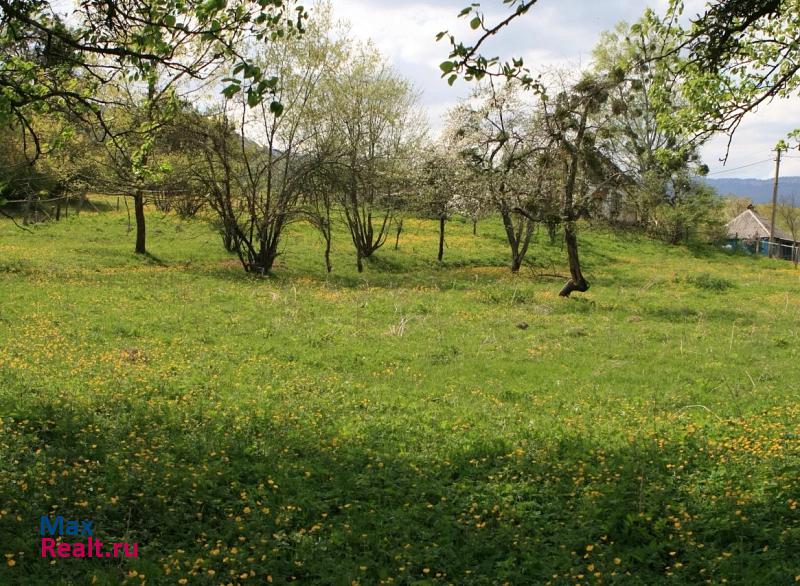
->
[559,221,589,297]
[558,104,590,297]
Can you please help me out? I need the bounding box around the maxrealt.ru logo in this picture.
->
[39,516,138,559]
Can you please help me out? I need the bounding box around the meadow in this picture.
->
[0,204,799,585]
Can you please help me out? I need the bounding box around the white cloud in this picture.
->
[332,0,455,65]
[702,99,800,179]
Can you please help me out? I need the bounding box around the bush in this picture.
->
[648,180,723,245]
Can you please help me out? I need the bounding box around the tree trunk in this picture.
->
[394,218,403,250]
[437,215,446,262]
[324,236,332,273]
[472,218,478,236]
[134,191,146,254]
[259,236,281,274]
[134,78,156,256]
[558,103,590,298]
[55,200,62,221]
[356,251,364,273]
[559,221,589,297]
[547,221,557,244]
[501,208,522,273]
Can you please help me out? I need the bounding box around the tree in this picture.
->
[438,1,800,144]
[0,0,306,137]
[671,0,800,139]
[537,73,632,296]
[445,82,541,273]
[0,0,306,236]
[326,46,424,272]
[417,146,458,262]
[97,72,180,254]
[437,1,540,88]
[149,127,207,219]
[592,12,710,230]
[648,179,722,245]
[181,111,243,254]
[185,9,339,273]
[437,4,629,295]
[302,153,337,273]
[0,109,104,224]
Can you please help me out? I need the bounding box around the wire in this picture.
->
[705,158,775,176]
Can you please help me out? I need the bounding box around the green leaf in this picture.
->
[440,61,455,74]
[470,16,481,30]
[222,83,241,99]
[269,101,284,116]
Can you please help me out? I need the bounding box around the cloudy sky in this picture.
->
[330,0,800,179]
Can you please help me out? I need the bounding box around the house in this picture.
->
[726,205,799,260]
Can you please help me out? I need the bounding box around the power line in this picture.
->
[706,158,775,176]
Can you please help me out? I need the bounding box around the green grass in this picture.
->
[1,204,799,585]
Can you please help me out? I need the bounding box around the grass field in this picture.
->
[1,204,799,585]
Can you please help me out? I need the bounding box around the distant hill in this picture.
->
[702,176,800,203]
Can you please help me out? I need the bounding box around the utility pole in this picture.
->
[769,143,786,258]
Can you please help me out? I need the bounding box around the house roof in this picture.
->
[725,208,797,242]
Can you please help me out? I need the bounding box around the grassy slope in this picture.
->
[0,205,799,585]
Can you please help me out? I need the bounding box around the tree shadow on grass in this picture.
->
[0,383,797,585]
[140,251,167,266]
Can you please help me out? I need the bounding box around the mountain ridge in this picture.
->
[702,176,800,204]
